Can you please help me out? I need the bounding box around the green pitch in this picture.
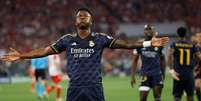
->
[0,75,189,101]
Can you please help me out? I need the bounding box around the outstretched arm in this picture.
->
[111,37,169,49]
[1,46,57,62]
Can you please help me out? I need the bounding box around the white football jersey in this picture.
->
[48,54,61,76]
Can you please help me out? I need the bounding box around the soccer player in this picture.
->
[168,27,201,101]
[28,65,36,93]
[47,54,63,101]
[131,24,165,101]
[193,32,201,101]
[1,8,169,101]
[31,57,49,98]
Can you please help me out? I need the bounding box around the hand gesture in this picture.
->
[151,37,169,47]
[1,48,21,62]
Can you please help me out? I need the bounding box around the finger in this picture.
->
[173,76,178,80]
[1,58,10,62]
[173,74,180,81]
[161,37,169,40]
[175,76,180,81]
[161,38,169,42]
[4,54,15,57]
[1,55,14,61]
[161,37,169,41]
[10,47,18,52]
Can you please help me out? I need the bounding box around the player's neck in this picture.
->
[77,29,91,39]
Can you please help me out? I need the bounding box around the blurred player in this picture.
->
[1,8,169,101]
[168,27,201,101]
[28,65,36,93]
[193,32,201,101]
[131,24,166,101]
[31,56,49,98]
[47,54,63,101]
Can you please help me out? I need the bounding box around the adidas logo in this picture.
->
[72,42,77,46]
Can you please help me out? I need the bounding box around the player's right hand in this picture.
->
[1,48,21,62]
[151,37,169,47]
[169,69,180,81]
[131,77,136,88]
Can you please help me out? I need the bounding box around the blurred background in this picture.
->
[0,0,201,78]
[0,0,200,101]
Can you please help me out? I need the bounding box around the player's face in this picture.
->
[144,27,156,38]
[196,33,201,43]
[191,35,197,43]
[75,11,92,30]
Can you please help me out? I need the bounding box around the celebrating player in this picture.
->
[193,32,201,101]
[131,24,166,101]
[1,8,169,101]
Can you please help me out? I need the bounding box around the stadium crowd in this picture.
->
[0,0,200,76]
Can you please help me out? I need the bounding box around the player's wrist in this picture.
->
[143,41,151,47]
[169,69,174,74]
[19,54,25,60]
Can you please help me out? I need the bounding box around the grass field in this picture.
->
[0,75,190,101]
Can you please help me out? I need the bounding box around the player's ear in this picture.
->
[75,20,78,26]
[90,19,92,25]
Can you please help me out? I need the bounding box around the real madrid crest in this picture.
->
[89,40,95,47]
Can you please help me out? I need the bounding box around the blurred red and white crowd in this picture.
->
[0,0,200,76]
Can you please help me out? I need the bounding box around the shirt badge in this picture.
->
[154,47,158,51]
[71,42,77,46]
[89,41,95,47]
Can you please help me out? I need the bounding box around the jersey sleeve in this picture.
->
[133,48,141,55]
[50,35,69,53]
[170,42,175,49]
[99,33,116,48]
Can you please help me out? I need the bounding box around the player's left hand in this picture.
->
[151,37,169,47]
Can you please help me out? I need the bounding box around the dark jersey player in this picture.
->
[1,8,169,101]
[193,32,201,101]
[131,24,166,101]
[168,27,201,101]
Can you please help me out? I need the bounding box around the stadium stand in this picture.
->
[0,0,200,76]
